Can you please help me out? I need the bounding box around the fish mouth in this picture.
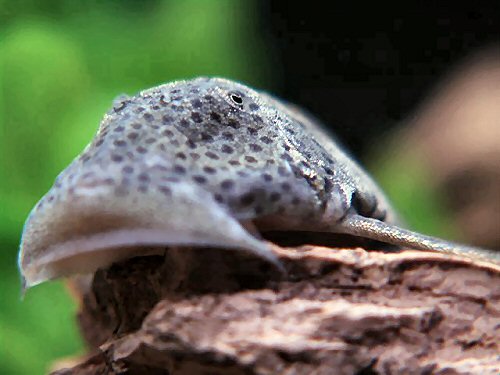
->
[19,185,283,289]
[22,228,221,289]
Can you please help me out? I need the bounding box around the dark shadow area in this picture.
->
[257,2,500,155]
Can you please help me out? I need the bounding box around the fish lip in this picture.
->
[22,228,170,288]
[21,227,283,289]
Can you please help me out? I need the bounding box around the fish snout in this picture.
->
[18,167,280,288]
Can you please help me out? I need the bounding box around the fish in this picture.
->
[18,77,500,289]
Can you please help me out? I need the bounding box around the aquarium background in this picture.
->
[1,1,497,373]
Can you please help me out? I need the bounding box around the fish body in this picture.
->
[18,77,499,289]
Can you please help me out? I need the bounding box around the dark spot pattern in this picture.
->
[111,154,123,162]
[143,113,154,122]
[158,186,172,196]
[281,182,291,191]
[210,112,221,122]
[45,78,349,238]
[262,173,273,182]
[192,175,207,184]
[220,179,234,190]
[191,99,202,108]
[173,165,186,174]
[205,151,219,160]
[203,166,216,174]
[200,132,213,141]
[277,166,289,176]
[162,115,173,124]
[259,136,272,144]
[162,129,174,138]
[122,165,134,174]
[128,132,139,140]
[222,132,234,140]
[227,119,240,129]
[221,144,233,154]
[249,144,262,152]
[247,127,258,136]
[252,115,263,123]
[240,193,255,206]
[191,112,203,123]
[138,173,150,183]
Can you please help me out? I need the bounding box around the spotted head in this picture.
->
[19,77,306,289]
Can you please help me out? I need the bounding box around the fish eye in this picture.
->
[217,87,246,109]
[229,92,243,106]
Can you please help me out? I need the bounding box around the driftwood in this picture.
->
[52,244,500,375]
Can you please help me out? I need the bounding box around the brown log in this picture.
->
[52,245,500,375]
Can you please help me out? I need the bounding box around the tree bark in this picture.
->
[51,244,500,375]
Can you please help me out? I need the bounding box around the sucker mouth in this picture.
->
[19,187,284,289]
[22,228,201,288]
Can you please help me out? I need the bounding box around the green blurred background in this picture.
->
[0,1,458,374]
[0,1,273,373]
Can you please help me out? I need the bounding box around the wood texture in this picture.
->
[52,245,500,375]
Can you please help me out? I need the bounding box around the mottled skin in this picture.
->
[19,77,499,288]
